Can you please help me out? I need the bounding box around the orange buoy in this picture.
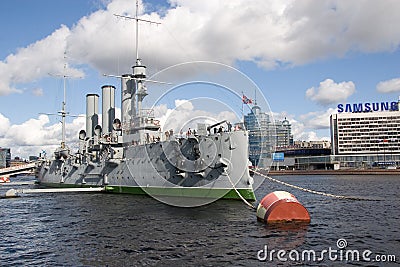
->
[257,191,310,224]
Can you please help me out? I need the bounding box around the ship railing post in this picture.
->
[103,173,109,185]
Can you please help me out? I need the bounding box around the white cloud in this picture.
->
[376,77,400,93]
[0,25,84,95]
[32,88,44,96]
[273,109,333,141]
[292,128,319,142]
[0,113,11,137]
[174,99,194,111]
[282,1,400,62]
[0,113,86,160]
[2,0,400,95]
[154,99,237,134]
[298,108,336,129]
[306,79,355,105]
[0,102,125,159]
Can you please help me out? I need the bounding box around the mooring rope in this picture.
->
[226,174,257,210]
[253,169,380,201]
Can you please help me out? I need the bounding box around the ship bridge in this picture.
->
[132,109,161,131]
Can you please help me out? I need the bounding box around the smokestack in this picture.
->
[86,94,99,137]
[102,85,116,134]
[121,74,136,126]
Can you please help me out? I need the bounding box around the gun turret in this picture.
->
[207,120,227,131]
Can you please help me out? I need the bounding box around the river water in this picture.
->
[0,174,399,266]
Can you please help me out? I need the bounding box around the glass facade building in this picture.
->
[244,106,274,167]
[0,148,11,168]
[244,106,293,167]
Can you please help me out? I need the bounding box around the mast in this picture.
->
[48,51,81,150]
[114,0,160,119]
[135,0,139,64]
[60,55,67,149]
[133,0,146,118]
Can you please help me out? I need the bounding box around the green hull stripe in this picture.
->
[106,186,256,201]
[38,182,256,201]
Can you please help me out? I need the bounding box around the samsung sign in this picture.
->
[337,101,399,113]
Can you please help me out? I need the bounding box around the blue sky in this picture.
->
[1,0,400,158]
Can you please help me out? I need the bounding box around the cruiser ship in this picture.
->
[36,3,256,206]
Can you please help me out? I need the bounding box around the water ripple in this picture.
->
[1,175,399,266]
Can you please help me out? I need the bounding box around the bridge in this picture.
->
[0,162,36,178]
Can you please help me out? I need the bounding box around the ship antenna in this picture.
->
[114,0,160,118]
[61,52,67,148]
[114,0,160,64]
[135,0,139,64]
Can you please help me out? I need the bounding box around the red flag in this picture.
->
[242,94,252,104]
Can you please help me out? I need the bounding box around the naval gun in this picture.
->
[207,120,227,132]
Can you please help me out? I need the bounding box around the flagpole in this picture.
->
[241,91,244,122]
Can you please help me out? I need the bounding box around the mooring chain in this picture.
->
[253,169,380,201]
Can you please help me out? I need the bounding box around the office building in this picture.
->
[244,105,274,167]
[326,99,400,168]
[330,109,400,155]
[0,148,11,168]
[275,118,293,147]
[244,106,293,167]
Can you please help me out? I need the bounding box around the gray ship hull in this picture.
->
[37,131,256,203]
